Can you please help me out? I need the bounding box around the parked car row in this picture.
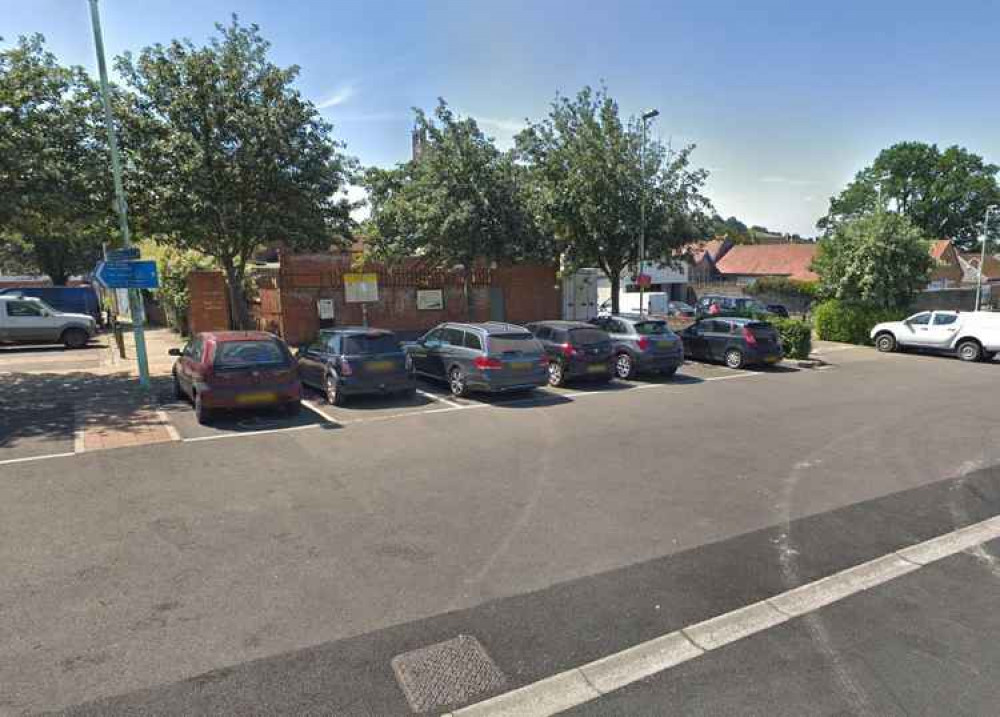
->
[169,316,789,423]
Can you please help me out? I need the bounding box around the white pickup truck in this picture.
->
[871,310,1000,362]
[0,295,97,349]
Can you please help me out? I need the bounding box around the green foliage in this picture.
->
[819,141,1000,252]
[142,241,215,332]
[116,17,355,327]
[0,35,113,283]
[745,276,818,300]
[772,318,812,360]
[813,211,932,310]
[515,85,712,314]
[813,300,905,345]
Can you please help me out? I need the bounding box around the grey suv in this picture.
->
[589,315,684,379]
[405,322,548,397]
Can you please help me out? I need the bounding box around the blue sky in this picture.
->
[4,0,1000,236]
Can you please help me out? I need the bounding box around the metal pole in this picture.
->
[88,0,150,388]
[976,206,995,312]
[639,118,646,317]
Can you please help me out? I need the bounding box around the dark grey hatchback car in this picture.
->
[296,327,415,405]
[525,320,613,386]
[405,322,548,397]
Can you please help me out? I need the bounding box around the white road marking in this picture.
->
[182,424,320,443]
[0,451,76,467]
[301,400,340,424]
[416,388,464,409]
[156,410,181,441]
[451,513,1000,717]
[73,408,86,454]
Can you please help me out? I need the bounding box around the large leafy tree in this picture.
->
[515,86,711,313]
[813,209,932,310]
[117,18,355,327]
[0,35,111,284]
[818,142,1000,251]
[363,100,545,316]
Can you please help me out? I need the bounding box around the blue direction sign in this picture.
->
[106,246,140,262]
[95,260,159,289]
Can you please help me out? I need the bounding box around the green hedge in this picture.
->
[812,300,905,345]
[772,318,812,359]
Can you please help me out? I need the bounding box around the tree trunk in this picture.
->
[221,258,250,330]
[609,268,621,315]
[463,268,473,321]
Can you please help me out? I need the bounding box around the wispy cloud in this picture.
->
[760,175,817,187]
[316,84,356,109]
[477,116,527,133]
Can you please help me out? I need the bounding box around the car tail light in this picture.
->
[560,342,577,358]
[637,336,650,351]
[341,358,354,376]
[742,327,758,346]
[474,355,503,370]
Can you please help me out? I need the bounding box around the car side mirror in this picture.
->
[168,348,182,356]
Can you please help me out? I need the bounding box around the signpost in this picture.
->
[95,260,160,290]
[344,273,379,327]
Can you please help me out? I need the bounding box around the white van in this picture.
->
[870,310,1000,362]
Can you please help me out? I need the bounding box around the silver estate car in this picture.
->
[405,322,549,397]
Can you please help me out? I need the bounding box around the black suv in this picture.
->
[525,320,613,386]
[681,317,783,369]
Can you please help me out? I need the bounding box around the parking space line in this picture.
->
[0,451,76,467]
[301,400,340,424]
[156,410,181,441]
[416,388,464,409]
[73,408,86,454]
[182,424,321,443]
[451,513,1000,717]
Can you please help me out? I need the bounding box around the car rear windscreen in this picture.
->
[569,328,609,346]
[634,321,673,336]
[488,333,539,354]
[747,322,778,338]
[214,340,289,368]
[343,334,400,354]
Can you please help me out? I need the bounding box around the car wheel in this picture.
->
[875,332,896,353]
[194,392,211,425]
[547,360,565,387]
[615,353,635,380]
[173,371,185,401]
[449,366,468,397]
[61,328,89,349]
[957,339,983,362]
[724,348,745,369]
[325,373,346,406]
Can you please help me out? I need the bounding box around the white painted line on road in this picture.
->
[182,423,320,443]
[451,513,1000,717]
[73,408,86,454]
[0,451,76,467]
[301,400,340,425]
[703,371,761,381]
[417,388,464,409]
[156,410,181,442]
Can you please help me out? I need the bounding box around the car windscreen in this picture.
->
[487,333,540,354]
[746,322,778,338]
[634,321,674,336]
[568,328,609,346]
[343,333,400,354]
[214,340,289,369]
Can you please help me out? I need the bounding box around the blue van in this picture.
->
[0,287,102,325]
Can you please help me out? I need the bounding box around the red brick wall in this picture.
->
[187,271,231,334]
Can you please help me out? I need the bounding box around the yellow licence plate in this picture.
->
[510,361,532,371]
[236,391,277,405]
[366,360,394,372]
[587,364,608,373]
[765,356,781,364]
[656,340,672,349]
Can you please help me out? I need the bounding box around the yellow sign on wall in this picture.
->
[344,273,379,303]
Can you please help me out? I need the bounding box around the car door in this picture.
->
[437,327,466,376]
[3,299,53,342]
[177,337,204,393]
[924,312,961,348]
[898,312,933,346]
[703,320,730,361]
[298,336,329,387]
[682,321,706,359]
[410,328,443,377]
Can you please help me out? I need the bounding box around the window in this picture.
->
[442,327,465,346]
[214,340,288,368]
[569,328,608,346]
[932,313,958,326]
[464,331,483,351]
[487,333,537,353]
[187,337,204,361]
[423,328,444,345]
[533,325,550,340]
[634,321,672,336]
[307,337,328,354]
[909,313,932,326]
[609,319,629,334]
[343,333,400,354]
[6,300,43,317]
[326,335,341,354]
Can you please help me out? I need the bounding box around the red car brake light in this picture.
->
[742,327,758,346]
[637,336,650,351]
[560,342,577,357]
[340,358,354,376]
[474,355,503,370]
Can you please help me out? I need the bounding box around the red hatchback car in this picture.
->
[170,331,302,423]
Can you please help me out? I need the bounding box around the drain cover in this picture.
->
[391,634,507,713]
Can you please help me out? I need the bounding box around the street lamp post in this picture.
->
[638,109,659,317]
[88,0,150,389]
[976,205,998,312]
